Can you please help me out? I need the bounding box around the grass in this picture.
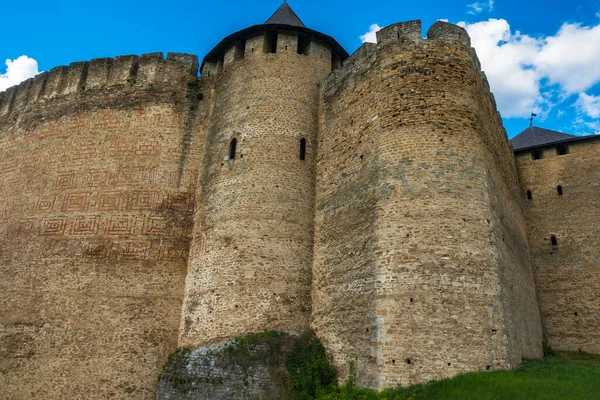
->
[316,351,600,400]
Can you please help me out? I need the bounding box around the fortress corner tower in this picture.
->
[311,21,544,388]
[178,3,349,347]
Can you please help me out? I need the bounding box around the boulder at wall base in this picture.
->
[156,330,337,400]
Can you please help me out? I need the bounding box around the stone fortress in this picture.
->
[0,2,598,399]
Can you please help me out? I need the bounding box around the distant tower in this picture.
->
[179,3,348,346]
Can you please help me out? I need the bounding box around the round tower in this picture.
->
[179,3,348,346]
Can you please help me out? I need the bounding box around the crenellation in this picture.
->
[426,21,471,47]
[165,52,199,82]
[201,61,218,77]
[29,72,48,103]
[376,20,422,45]
[245,34,265,59]
[223,45,237,66]
[12,78,32,111]
[166,52,199,75]
[63,61,89,94]
[277,31,298,52]
[0,86,16,116]
[86,58,113,89]
[41,66,68,99]
[108,55,139,86]
[137,52,165,87]
[307,38,332,69]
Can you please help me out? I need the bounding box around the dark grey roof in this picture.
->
[510,126,576,151]
[201,3,348,69]
[265,2,305,27]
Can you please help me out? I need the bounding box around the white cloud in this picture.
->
[0,56,40,92]
[459,19,543,117]
[467,3,484,14]
[534,22,600,93]
[467,0,494,15]
[360,24,382,43]
[458,18,600,118]
[576,93,600,118]
[573,117,600,135]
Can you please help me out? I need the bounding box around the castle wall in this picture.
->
[0,54,207,399]
[179,33,333,346]
[515,138,600,354]
[313,21,542,389]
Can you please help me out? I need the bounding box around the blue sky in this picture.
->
[2,0,600,138]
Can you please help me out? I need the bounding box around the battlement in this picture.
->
[201,30,338,77]
[0,52,200,119]
[327,21,475,85]
[322,20,504,127]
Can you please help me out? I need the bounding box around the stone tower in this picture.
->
[312,21,543,388]
[178,3,349,347]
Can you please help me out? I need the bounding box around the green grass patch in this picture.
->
[316,351,600,400]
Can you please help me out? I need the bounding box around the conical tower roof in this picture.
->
[201,3,348,69]
[265,2,305,27]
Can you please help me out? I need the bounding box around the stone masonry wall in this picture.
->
[179,32,333,347]
[515,138,600,354]
[0,53,208,399]
[313,21,542,390]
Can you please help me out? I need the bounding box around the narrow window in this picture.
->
[557,185,563,196]
[299,138,307,161]
[297,35,311,55]
[527,190,532,200]
[234,39,246,60]
[551,235,558,249]
[556,144,569,156]
[229,138,237,160]
[531,149,543,160]
[331,54,342,72]
[264,31,277,54]
[218,53,225,70]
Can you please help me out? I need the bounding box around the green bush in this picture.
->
[286,332,338,399]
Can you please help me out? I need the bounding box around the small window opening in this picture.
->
[392,359,396,364]
[405,358,412,365]
[574,312,578,316]
[264,31,277,53]
[556,144,569,156]
[551,235,558,249]
[297,35,311,55]
[557,185,563,196]
[486,365,491,370]
[531,149,543,160]
[331,54,342,72]
[299,138,307,161]
[234,39,246,59]
[229,138,237,160]
[527,190,532,200]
